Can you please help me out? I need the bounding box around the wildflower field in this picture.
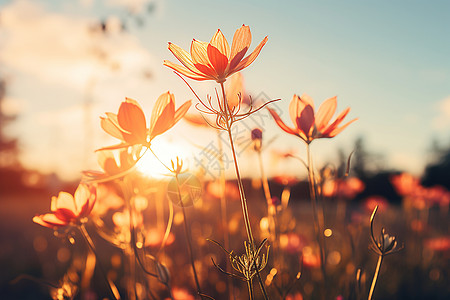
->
[1,2,450,299]
[1,23,449,300]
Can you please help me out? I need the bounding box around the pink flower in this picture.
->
[33,184,96,228]
[268,94,357,144]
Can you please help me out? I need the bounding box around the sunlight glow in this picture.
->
[137,140,191,179]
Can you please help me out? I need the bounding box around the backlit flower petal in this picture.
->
[118,98,147,144]
[297,105,315,140]
[191,40,216,78]
[149,92,175,140]
[100,113,126,141]
[289,95,306,125]
[33,214,68,228]
[315,96,337,131]
[208,30,230,78]
[321,107,351,136]
[326,118,358,138]
[268,108,298,136]
[210,29,230,59]
[167,42,201,74]
[173,100,192,125]
[229,25,251,70]
[208,44,228,79]
[163,60,210,81]
[54,208,77,222]
[299,93,315,110]
[74,184,96,217]
[233,35,268,73]
[52,192,76,212]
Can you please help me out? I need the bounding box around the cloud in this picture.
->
[0,0,153,90]
[432,96,450,130]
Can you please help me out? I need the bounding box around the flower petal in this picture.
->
[33,214,68,228]
[326,118,358,138]
[100,113,126,141]
[299,93,315,110]
[315,96,337,131]
[118,98,147,144]
[74,183,96,217]
[173,100,192,125]
[321,107,353,137]
[268,108,299,136]
[289,95,306,127]
[167,42,200,74]
[163,60,210,81]
[297,105,315,140]
[229,25,251,70]
[210,29,230,59]
[54,208,77,222]
[52,192,76,212]
[233,35,268,73]
[191,40,217,78]
[208,44,228,79]
[149,92,175,140]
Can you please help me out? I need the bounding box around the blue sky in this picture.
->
[1,0,449,180]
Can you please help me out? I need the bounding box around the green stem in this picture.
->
[368,255,383,300]
[175,174,203,298]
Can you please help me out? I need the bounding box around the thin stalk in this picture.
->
[247,279,254,300]
[175,174,203,298]
[220,82,268,300]
[121,180,138,300]
[257,150,276,242]
[306,144,327,287]
[217,132,234,300]
[368,255,383,300]
[220,82,254,245]
[79,224,119,300]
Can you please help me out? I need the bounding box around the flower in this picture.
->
[33,184,96,228]
[164,25,268,83]
[268,94,357,144]
[83,146,142,181]
[99,92,191,150]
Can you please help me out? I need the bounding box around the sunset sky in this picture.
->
[1,0,449,180]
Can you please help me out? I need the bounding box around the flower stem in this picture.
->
[217,132,234,300]
[220,82,254,245]
[306,144,327,289]
[247,279,254,300]
[368,255,383,300]
[175,174,203,298]
[257,150,276,243]
[220,82,269,300]
[79,224,119,300]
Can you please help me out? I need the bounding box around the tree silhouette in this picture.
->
[422,141,450,189]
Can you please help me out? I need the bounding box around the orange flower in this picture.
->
[99,92,191,150]
[83,146,141,181]
[164,25,268,83]
[33,184,96,228]
[268,94,357,144]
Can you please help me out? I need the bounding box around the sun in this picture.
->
[136,139,191,179]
